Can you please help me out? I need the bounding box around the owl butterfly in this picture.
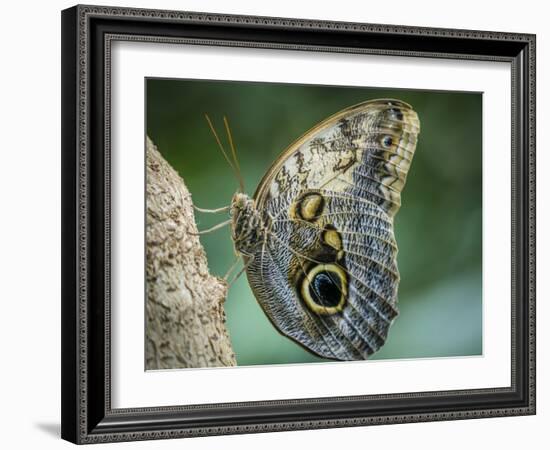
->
[206,99,420,361]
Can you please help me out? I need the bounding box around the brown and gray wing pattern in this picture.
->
[254,99,420,217]
[246,191,399,359]
[247,99,420,360]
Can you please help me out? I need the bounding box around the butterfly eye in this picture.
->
[300,263,347,315]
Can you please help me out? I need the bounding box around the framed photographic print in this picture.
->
[61,4,536,444]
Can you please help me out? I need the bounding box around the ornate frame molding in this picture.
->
[61,4,536,444]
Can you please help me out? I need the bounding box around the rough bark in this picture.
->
[145,137,236,369]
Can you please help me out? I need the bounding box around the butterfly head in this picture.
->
[230,192,264,257]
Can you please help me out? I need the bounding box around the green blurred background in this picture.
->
[146,78,482,366]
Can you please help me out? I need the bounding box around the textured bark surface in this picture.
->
[145,137,236,369]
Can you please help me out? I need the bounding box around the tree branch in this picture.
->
[145,137,236,369]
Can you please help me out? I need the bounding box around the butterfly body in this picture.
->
[229,99,420,360]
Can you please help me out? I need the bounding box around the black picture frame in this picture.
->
[61,4,536,444]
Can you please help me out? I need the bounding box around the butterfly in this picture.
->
[201,99,420,361]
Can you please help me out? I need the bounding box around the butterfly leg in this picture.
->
[223,256,242,281]
[226,254,255,287]
[189,219,232,235]
[193,204,231,214]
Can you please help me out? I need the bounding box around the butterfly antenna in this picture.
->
[204,114,242,188]
[223,116,245,193]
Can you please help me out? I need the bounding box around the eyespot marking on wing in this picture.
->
[290,191,325,222]
[322,224,344,260]
[300,263,348,315]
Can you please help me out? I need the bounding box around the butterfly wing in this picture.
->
[254,99,419,217]
[247,99,420,360]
